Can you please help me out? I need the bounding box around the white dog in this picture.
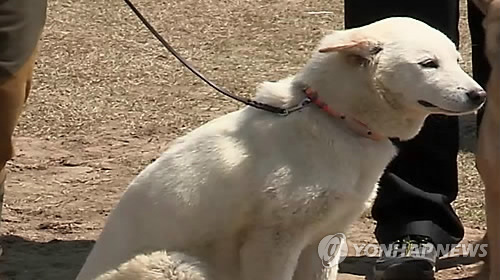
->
[76,17,485,280]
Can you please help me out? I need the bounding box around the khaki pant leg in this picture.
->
[0,45,39,224]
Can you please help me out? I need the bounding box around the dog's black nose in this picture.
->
[466,89,487,105]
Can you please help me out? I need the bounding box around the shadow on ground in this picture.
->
[438,255,480,270]
[339,256,376,277]
[0,235,94,280]
[438,255,489,280]
[0,236,489,280]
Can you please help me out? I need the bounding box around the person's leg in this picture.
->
[467,0,492,262]
[467,0,490,128]
[344,0,461,279]
[0,0,48,255]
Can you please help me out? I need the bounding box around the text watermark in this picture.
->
[318,233,488,267]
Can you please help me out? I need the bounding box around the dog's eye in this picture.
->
[419,59,439,68]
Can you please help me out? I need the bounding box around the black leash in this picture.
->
[123,0,309,116]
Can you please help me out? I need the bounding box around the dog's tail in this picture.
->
[94,250,209,280]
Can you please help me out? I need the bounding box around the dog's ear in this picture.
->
[472,0,494,14]
[319,40,383,66]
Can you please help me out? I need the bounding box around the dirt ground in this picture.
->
[0,0,491,279]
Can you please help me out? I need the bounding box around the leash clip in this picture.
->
[279,97,312,116]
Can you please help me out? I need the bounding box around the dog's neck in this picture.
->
[289,55,428,141]
[301,87,385,141]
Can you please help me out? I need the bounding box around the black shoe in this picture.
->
[373,235,437,280]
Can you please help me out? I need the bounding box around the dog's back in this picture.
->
[76,76,396,280]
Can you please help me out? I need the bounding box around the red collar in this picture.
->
[304,88,385,141]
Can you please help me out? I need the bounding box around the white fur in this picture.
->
[95,251,208,280]
[76,17,484,280]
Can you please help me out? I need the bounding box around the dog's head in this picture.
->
[473,0,500,67]
[298,17,485,139]
[321,17,485,115]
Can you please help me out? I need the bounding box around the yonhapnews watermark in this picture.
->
[317,233,349,267]
[318,233,488,267]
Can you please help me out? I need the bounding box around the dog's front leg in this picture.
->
[240,228,305,280]
[292,238,342,280]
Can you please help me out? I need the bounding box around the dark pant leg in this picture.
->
[344,0,463,251]
[467,0,490,128]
